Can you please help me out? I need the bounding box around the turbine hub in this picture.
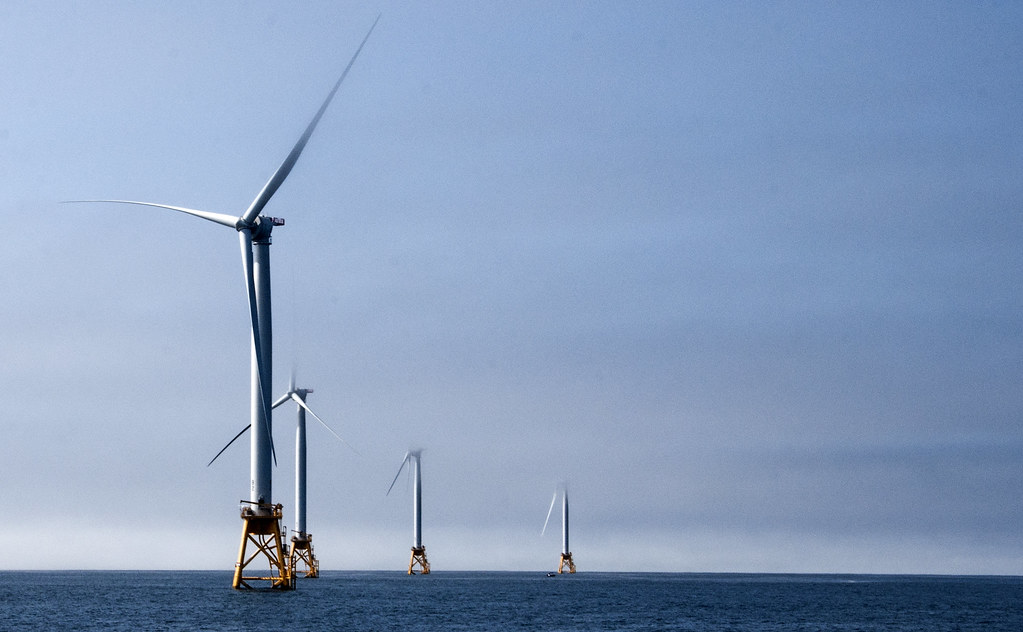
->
[243,215,276,243]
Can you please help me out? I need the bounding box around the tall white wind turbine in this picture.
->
[271,371,354,577]
[387,449,430,574]
[68,17,378,589]
[542,484,576,574]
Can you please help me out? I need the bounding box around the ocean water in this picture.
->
[1,571,1019,631]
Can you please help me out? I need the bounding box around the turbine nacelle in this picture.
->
[240,214,285,231]
[237,214,283,243]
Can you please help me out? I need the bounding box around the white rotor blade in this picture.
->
[239,229,276,465]
[63,200,239,228]
[541,491,558,536]
[291,393,360,455]
[240,15,380,226]
[386,452,411,496]
[271,392,291,409]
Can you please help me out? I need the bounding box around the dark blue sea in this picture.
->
[1,571,1019,631]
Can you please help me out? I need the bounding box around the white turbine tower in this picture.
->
[271,372,354,578]
[69,17,378,589]
[387,450,430,574]
[542,484,576,574]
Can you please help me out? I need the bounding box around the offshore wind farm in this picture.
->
[62,13,579,585]
[3,3,1022,577]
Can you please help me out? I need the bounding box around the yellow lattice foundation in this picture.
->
[408,546,430,575]
[232,503,294,589]
[558,552,576,574]
[289,533,320,578]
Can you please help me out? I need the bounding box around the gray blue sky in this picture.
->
[1,1,1021,573]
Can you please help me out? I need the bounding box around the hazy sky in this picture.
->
[2,1,1021,574]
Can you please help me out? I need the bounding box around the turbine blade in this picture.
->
[271,392,291,409]
[207,424,251,467]
[239,229,277,466]
[62,200,238,228]
[405,453,412,491]
[291,393,360,455]
[386,453,410,496]
[240,15,380,226]
[541,491,558,536]
[289,367,296,393]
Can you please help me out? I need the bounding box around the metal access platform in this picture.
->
[233,502,294,589]
[408,546,430,575]
[289,532,320,578]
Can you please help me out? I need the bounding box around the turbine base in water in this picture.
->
[558,552,576,574]
[408,546,430,575]
[289,532,320,578]
[232,503,294,589]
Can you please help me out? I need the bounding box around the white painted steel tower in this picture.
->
[562,488,570,559]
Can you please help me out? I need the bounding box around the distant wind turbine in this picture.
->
[387,449,430,574]
[272,371,355,578]
[542,484,576,574]
[66,15,379,589]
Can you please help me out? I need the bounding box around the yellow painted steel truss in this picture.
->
[408,546,430,575]
[232,503,294,589]
[558,552,576,574]
[289,533,320,578]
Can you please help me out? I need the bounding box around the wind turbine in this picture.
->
[207,370,354,579]
[387,450,430,574]
[542,484,576,574]
[68,17,379,589]
[271,371,355,578]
